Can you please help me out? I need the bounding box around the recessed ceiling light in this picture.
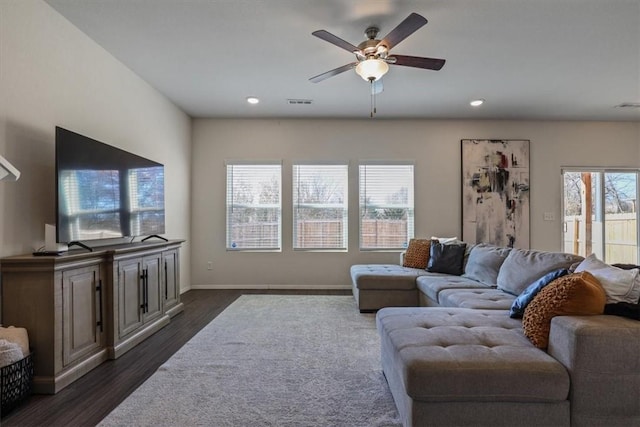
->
[470,99,484,107]
[246,96,260,104]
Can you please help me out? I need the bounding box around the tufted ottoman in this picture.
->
[376,307,570,427]
[350,264,431,312]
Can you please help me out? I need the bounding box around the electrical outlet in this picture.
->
[543,212,555,221]
[207,261,213,270]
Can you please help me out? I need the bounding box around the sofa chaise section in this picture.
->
[350,264,431,312]
[377,307,571,426]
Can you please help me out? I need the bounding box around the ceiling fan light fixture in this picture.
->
[355,58,389,81]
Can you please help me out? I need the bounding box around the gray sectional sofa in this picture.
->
[350,243,640,427]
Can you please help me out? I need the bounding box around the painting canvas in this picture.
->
[461,139,530,249]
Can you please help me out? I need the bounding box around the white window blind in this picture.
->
[226,161,282,250]
[359,163,414,250]
[293,163,348,250]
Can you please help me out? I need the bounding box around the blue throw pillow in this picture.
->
[509,268,570,318]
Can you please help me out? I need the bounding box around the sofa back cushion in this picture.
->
[462,244,511,285]
[497,248,583,296]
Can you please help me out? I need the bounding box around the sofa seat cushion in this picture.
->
[438,288,516,310]
[377,307,570,403]
[350,264,428,291]
[416,275,490,303]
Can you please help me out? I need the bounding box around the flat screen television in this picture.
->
[55,127,165,245]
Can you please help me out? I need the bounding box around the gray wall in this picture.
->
[2,1,639,293]
[191,119,640,289]
[0,1,192,290]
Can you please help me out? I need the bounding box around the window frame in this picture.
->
[292,161,349,251]
[358,161,415,251]
[225,160,282,251]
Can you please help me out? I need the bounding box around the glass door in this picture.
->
[562,169,638,263]
[603,172,638,263]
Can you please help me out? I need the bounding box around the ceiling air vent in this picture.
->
[287,99,313,105]
[615,102,640,108]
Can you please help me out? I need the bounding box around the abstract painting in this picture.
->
[461,139,530,249]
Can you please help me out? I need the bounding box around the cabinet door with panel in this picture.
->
[116,252,164,340]
[142,254,162,323]
[117,257,144,338]
[61,263,106,367]
[162,249,180,313]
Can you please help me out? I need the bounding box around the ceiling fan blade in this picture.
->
[377,13,427,51]
[390,55,445,70]
[312,30,361,54]
[309,62,358,83]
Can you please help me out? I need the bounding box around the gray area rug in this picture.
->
[99,295,401,426]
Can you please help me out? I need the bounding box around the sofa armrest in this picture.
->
[399,251,406,265]
[547,315,640,426]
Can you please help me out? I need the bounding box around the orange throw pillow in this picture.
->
[522,271,606,349]
[403,239,433,269]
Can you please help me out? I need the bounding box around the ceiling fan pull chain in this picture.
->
[373,85,377,115]
[370,80,374,117]
[370,79,375,118]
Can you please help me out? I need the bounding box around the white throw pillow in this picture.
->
[574,254,640,304]
[430,236,458,244]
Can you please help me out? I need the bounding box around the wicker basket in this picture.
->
[1,352,33,416]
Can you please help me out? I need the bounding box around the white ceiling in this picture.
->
[45,0,640,121]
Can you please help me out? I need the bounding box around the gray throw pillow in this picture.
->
[463,244,511,286]
[496,248,584,296]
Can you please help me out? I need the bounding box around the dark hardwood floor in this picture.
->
[1,289,350,427]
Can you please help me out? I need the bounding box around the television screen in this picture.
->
[55,127,165,244]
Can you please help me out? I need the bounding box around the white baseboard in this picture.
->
[190,284,351,291]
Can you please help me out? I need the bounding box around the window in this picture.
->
[58,169,122,240]
[226,161,281,250]
[128,166,165,236]
[562,169,639,263]
[293,163,348,250]
[359,162,414,250]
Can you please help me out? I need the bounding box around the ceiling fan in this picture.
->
[310,13,445,116]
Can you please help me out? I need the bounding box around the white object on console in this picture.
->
[45,224,67,252]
